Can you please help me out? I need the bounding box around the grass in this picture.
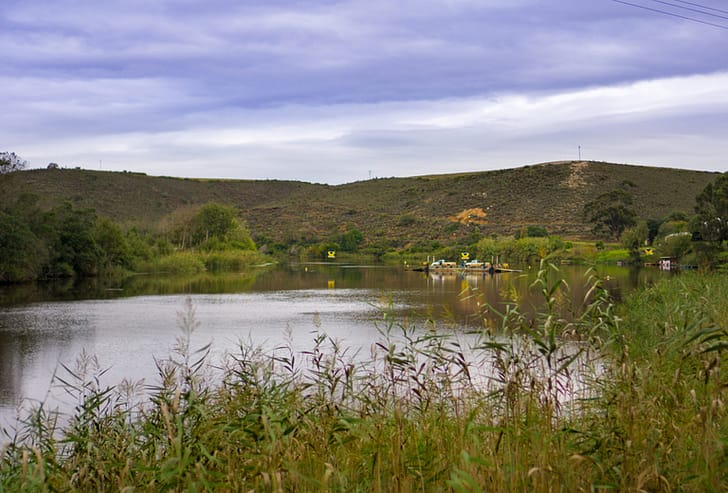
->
[136,250,267,275]
[594,247,631,263]
[1,266,726,491]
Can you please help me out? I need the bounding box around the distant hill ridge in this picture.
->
[1,161,718,248]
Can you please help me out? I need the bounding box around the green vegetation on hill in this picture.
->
[0,162,717,255]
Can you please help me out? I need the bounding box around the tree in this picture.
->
[93,217,132,269]
[45,203,102,277]
[338,228,364,252]
[0,211,45,282]
[645,218,663,245]
[692,172,728,244]
[0,152,27,174]
[583,190,637,240]
[621,221,648,263]
[659,232,693,261]
[188,203,255,250]
[515,225,548,239]
[690,172,728,270]
[656,219,688,240]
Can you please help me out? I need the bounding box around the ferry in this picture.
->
[427,259,521,273]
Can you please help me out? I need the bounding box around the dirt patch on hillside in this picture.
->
[450,208,488,224]
[564,161,589,189]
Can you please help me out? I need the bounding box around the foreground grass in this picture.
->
[1,267,726,492]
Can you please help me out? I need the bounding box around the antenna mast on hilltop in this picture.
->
[578,145,582,161]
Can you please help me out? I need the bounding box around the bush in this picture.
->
[397,214,417,227]
[475,236,555,264]
[658,232,693,260]
[141,252,206,275]
[515,225,549,239]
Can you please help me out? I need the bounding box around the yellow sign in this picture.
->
[644,248,654,255]
[327,250,336,259]
[328,280,335,289]
[460,252,470,260]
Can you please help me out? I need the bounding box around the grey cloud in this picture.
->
[4,1,726,103]
[2,0,727,182]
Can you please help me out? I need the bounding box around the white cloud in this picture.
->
[10,71,727,181]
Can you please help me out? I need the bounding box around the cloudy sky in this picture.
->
[2,0,727,184]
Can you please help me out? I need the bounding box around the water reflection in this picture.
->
[0,304,94,408]
[0,262,661,427]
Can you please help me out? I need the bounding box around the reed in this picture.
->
[2,266,726,491]
[201,250,261,272]
[135,249,264,275]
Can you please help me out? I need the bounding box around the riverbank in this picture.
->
[1,268,726,491]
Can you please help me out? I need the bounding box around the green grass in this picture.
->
[594,247,631,263]
[2,267,726,491]
[136,250,268,275]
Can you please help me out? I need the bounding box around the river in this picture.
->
[0,262,660,431]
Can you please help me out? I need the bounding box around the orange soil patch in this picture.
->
[450,207,488,224]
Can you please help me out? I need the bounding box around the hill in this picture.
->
[0,161,719,251]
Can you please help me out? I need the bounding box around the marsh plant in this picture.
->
[1,265,726,491]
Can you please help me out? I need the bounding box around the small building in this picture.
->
[658,257,677,271]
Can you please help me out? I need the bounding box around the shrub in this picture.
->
[397,214,417,227]
[142,252,206,275]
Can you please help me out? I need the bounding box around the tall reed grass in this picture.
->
[136,249,263,275]
[1,264,726,491]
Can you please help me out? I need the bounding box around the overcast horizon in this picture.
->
[3,0,727,184]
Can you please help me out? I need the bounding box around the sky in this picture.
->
[2,0,727,184]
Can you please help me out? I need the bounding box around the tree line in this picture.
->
[582,171,728,268]
[2,150,726,272]
[0,197,256,283]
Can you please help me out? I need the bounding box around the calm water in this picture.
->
[0,262,660,429]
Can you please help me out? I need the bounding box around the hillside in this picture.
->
[0,161,718,251]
